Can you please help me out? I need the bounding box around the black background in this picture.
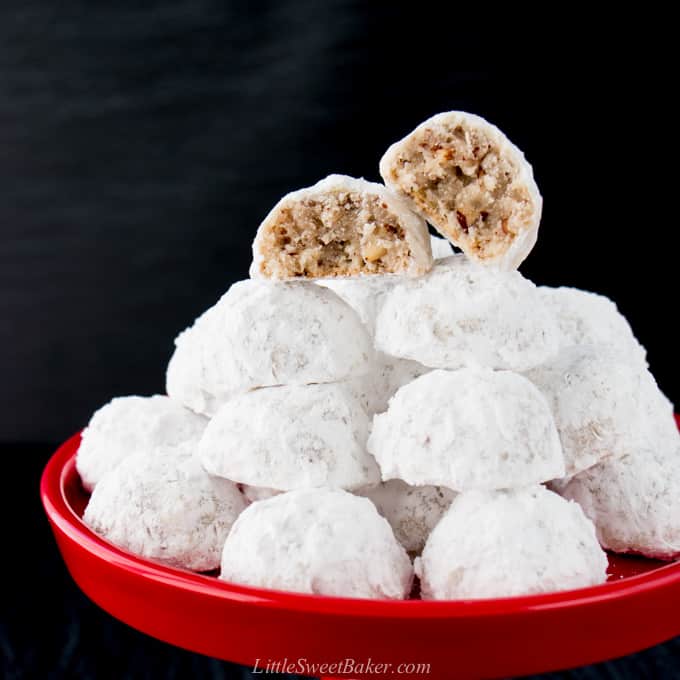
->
[2,2,678,678]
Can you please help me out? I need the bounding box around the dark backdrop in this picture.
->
[2,2,677,442]
[2,2,679,679]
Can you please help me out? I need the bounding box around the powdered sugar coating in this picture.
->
[368,368,565,491]
[416,487,607,600]
[374,255,560,371]
[539,286,647,365]
[318,276,431,414]
[357,480,456,553]
[430,234,454,260]
[250,174,432,280]
[559,439,680,560]
[199,383,379,491]
[166,280,372,416]
[76,395,207,492]
[239,485,281,504]
[350,352,430,415]
[220,488,413,599]
[84,451,246,571]
[525,345,676,476]
[319,275,398,338]
[318,274,431,414]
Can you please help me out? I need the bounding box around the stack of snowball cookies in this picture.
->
[77,111,680,601]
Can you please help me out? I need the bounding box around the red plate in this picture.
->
[41,420,680,680]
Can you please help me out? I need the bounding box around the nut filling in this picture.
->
[388,125,534,261]
[257,191,414,278]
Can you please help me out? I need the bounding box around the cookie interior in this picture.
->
[384,122,535,261]
[256,190,415,278]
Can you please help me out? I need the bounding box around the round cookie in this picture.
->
[374,255,560,371]
[539,286,647,365]
[83,451,246,572]
[219,488,413,599]
[250,174,432,280]
[416,486,607,600]
[166,279,372,416]
[76,394,207,492]
[558,438,680,560]
[380,111,542,270]
[525,345,676,476]
[198,383,379,491]
[357,480,456,554]
[367,368,565,491]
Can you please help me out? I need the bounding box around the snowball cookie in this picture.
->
[525,345,677,476]
[540,286,647,366]
[368,368,565,491]
[350,352,430,415]
[375,255,560,372]
[380,111,542,270]
[76,395,207,492]
[357,480,456,553]
[220,488,413,599]
[84,451,246,571]
[199,383,380,491]
[166,279,372,416]
[250,174,433,280]
[430,234,454,260]
[417,487,607,599]
[559,442,680,560]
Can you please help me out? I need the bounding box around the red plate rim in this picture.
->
[41,424,680,620]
